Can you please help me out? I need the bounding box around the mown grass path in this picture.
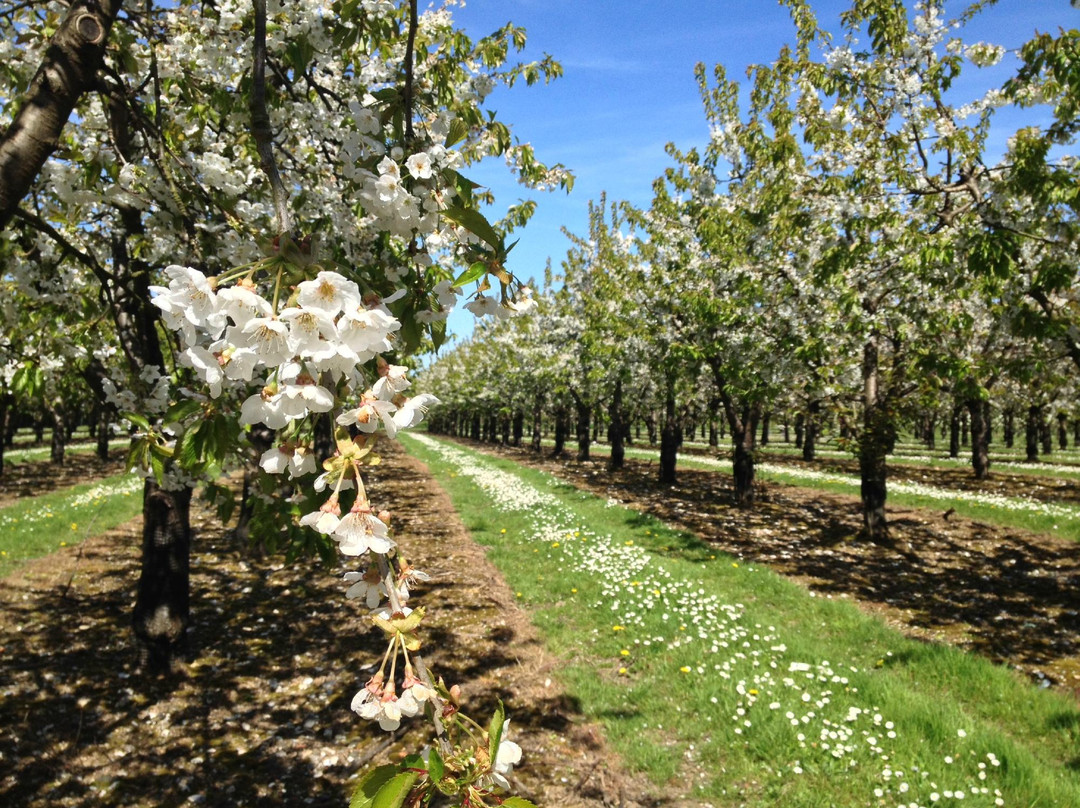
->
[405,434,1080,808]
[436,437,1080,692]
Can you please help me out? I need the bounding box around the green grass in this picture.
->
[1,437,128,466]
[0,472,144,576]
[403,433,1080,807]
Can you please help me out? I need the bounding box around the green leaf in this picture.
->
[443,205,503,253]
[349,765,399,808]
[487,700,506,763]
[369,772,419,808]
[501,799,539,808]
[426,746,445,783]
[122,412,151,431]
[149,452,166,485]
[445,118,468,148]
[165,399,203,424]
[453,261,488,288]
[430,318,447,353]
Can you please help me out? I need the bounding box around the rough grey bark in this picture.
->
[572,391,590,461]
[802,400,820,462]
[967,399,991,480]
[511,409,523,447]
[659,381,678,485]
[132,484,192,673]
[859,338,889,543]
[48,399,67,465]
[531,391,544,452]
[949,403,962,458]
[552,405,568,457]
[1026,405,1040,462]
[0,0,125,229]
[607,376,625,472]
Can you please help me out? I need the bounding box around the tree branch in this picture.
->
[403,0,418,143]
[0,0,124,231]
[250,0,292,235]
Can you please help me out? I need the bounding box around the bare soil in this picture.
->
[467,439,1080,696]
[0,444,664,808]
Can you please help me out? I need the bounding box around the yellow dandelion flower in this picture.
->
[620,649,630,656]
[571,588,578,594]
[500,528,507,534]
[731,562,739,568]
[679,666,691,673]
[612,625,624,631]
[618,666,628,675]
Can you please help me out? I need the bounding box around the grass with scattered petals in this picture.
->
[405,433,1080,808]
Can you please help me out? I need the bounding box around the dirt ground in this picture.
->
[472,439,1080,695]
[0,444,662,808]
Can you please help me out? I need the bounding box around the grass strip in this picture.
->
[403,433,1080,808]
[1,438,129,466]
[0,472,144,577]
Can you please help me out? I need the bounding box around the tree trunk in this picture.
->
[95,406,111,460]
[1003,409,1015,448]
[925,414,936,450]
[730,405,760,507]
[949,403,961,458]
[960,409,969,447]
[608,377,625,472]
[860,339,889,543]
[1026,405,1040,461]
[500,412,510,445]
[760,410,770,447]
[794,412,804,449]
[644,412,657,446]
[512,409,523,447]
[552,405,567,457]
[802,400,820,461]
[470,412,481,441]
[1057,413,1068,450]
[132,483,192,674]
[1040,410,1052,456]
[0,393,7,475]
[659,382,678,485]
[49,399,67,465]
[531,392,544,452]
[707,396,720,447]
[574,393,590,461]
[967,399,991,480]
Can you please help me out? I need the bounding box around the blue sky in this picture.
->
[444,0,1078,341]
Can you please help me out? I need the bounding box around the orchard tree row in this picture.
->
[1,0,570,803]
[420,0,1080,543]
